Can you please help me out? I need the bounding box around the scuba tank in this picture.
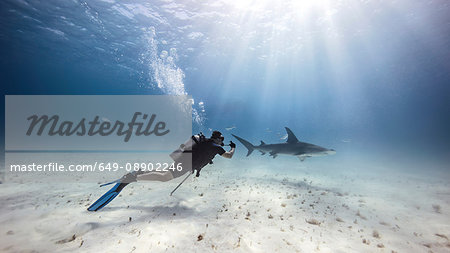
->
[170,132,206,159]
[170,132,210,176]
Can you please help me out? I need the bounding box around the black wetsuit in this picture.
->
[171,139,225,178]
[192,140,225,173]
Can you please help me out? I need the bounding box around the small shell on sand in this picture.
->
[379,221,390,226]
[356,210,367,220]
[306,218,321,225]
[432,204,441,213]
[373,230,381,238]
[56,234,76,244]
[435,233,448,240]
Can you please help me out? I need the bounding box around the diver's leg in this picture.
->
[137,171,174,182]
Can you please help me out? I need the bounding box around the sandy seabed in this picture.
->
[0,157,449,253]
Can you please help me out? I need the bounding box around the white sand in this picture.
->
[1,157,449,252]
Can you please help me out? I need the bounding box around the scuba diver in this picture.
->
[88,131,235,211]
[131,130,235,182]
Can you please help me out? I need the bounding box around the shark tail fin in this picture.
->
[232,134,254,156]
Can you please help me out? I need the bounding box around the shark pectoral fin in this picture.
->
[259,150,266,155]
[260,140,266,145]
[298,156,305,162]
[269,151,278,158]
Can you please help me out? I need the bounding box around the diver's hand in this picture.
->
[229,141,236,149]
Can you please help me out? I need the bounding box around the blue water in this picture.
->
[1,0,450,170]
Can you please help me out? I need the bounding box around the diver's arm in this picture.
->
[221,141,236,159]
[221,147,235,159]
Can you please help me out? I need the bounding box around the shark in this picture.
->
[232,127,336,161]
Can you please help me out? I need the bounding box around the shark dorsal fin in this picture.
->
[285,127,299,143]
[260,140,266,145]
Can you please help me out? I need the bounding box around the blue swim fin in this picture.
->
[99,179,120,187]
[88,183,128,211]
